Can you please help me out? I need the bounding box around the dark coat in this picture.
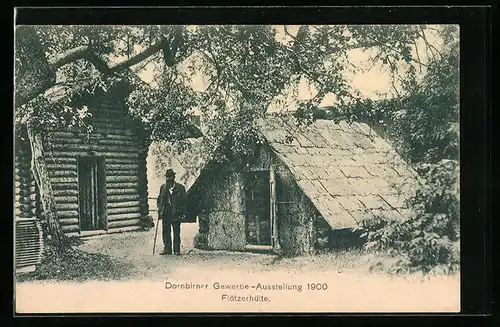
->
[157,182,187,222]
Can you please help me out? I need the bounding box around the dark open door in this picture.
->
[244,171,271,246]
[269,166,281,252]
[77,156,107,231]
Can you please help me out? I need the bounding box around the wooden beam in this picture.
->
[46,164,78,171]
[51,144,141,153]
[107,212,141,222]
[106,170,140,177]
[55,202,78,211]
[52,189,79,197]
[48,151,139,159]
[59,218,79,226]
[106,188,139,196]
[57,210,79,218]
[107,206,141,215]
[108,219,141,229]
[61,224,80,233]
[52,183,78,190]
[53,196,78,204]
[106,194,141,203]
[107,200,141,209]
[106,182,140,189]
[106,175,141,183]
[50,177,78,184]
[49,170,78,178]
[106,163,140,171]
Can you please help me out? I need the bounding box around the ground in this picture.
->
[15,221,460,313]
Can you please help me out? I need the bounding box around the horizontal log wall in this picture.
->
[14,137,36,220]
[42,91,149,235]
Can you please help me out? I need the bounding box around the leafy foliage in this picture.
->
[194,232,210,250]
[363,160,460,274]
[392,31,459,164]
[360,26,460,275]
[341,26,459,164]
[21,25,445,155]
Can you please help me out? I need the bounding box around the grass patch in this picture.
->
[16,242,134,283]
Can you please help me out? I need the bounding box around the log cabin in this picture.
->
[14,76,151,272]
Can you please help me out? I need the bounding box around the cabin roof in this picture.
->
[255,115,422,229]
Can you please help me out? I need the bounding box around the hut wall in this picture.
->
[207,170,246,250]
[274,165,315,255]
[42,90,148,234]
[192,164,246,251]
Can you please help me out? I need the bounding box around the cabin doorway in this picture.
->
[244,171,271,246]
[77,156,107,231]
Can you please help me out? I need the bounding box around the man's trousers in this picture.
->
[162,218,181,254]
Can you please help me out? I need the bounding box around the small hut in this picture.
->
[14,77,151,272]
[185,113,422,255]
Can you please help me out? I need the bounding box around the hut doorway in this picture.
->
[244,171,271,246]
[77,156,107,231]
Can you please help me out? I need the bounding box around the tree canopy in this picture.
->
[16,24,456,162]
[15,24,460,269]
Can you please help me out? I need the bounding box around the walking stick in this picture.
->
[153,216,160,255]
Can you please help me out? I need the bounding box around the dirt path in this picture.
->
[15,223,461,313]
[74,222,280,280]
[70,222,380,279]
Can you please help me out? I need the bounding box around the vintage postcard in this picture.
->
[14,22,460,313]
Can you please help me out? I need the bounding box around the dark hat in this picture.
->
[165,169,176,178]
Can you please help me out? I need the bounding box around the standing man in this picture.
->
[157,169,187,255]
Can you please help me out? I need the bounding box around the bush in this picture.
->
[139,215,155,229]
[363,159,460,274]
[194,232,209,250]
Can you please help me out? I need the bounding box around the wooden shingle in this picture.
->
[357,195,390,210]
[337,195,365,212]
[321,178,355,197]
[321,211,358,229]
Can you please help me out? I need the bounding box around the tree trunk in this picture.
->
[27,123,68,248]
[14,25,56,108]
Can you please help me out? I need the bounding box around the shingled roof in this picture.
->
[255,114,422,229]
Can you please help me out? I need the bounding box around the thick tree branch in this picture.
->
[18,36,169,109]
[47,46,109,74]
[48,46,91,70]
[109,39,168,73]
[133,52,160,73]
